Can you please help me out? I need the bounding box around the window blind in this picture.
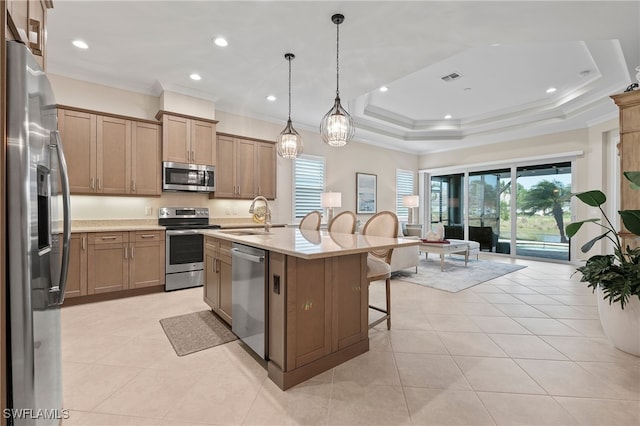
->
[396,169,414,220]
[293,156,325,220]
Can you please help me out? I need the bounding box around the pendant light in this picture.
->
[320,13,355,147]
[276,53,303,159]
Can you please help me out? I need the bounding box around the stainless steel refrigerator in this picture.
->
[6,40,71,425]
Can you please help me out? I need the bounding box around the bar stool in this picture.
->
[328,211,357,234]
[299,211,321,230]
[362,211,398,330]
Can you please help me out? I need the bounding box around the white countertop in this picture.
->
[201,227,420,260]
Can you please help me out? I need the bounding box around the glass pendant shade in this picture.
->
[277,52,303,159]
[276,119,303,159]
[321,13,354,148]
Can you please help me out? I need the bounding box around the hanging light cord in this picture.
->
[287,56,292,120]
[335,21,340,97]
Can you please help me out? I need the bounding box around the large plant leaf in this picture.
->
[620,210,640,236]
[566,219,600,238]
[623,172,640,190]
[580,232,609,253]
[574,190,606,207]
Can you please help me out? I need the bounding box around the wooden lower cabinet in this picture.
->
[65,233,88,299]
[267,251,369,390]
[203,237,233,325]
[71,230,164,299]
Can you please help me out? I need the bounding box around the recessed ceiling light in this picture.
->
[546,87,557,93]
[463,87,472,91]
[72,40,89,49]
[444,114,452,119]
[266,95,276,102]
[214,37,228,47]
[189,73,201,81]
[490,43,501,47]
[379,86,389,92]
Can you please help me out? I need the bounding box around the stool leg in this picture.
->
[385,277,391,330]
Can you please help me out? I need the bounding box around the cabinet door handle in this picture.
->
[258,185,261,195]
[82,236,86,251]
[140,234,155,239]
[90,177,95,190]
[130,246,134,259]
[132,180,136,192]
[216,258,220,273]
[101,236,118,240]
[124,246,128,259]
[97,178,102,190]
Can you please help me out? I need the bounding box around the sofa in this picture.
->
[390,222,420,273]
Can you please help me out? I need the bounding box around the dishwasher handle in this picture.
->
[231,247,265,263]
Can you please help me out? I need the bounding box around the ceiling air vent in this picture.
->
[441,72,462,82]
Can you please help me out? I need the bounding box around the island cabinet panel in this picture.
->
[268,252,286,370]
[202,237,232,325]
[267,251,369,389]
[286,257,332,369]
[332,255,369,350]
[65,233,88,299]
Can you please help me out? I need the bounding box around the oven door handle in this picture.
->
[166,229,203,236]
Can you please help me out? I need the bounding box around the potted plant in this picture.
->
[566,172,640,355]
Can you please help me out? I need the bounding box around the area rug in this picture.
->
[159,310,237,356]
[394,257,526,293]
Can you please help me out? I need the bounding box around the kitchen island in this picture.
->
[200,226,419,390]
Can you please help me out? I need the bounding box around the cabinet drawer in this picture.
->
[89,232,129,245]
[134,231,164,242]
[205,237,219,252]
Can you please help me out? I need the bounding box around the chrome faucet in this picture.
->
[249,196,271,232]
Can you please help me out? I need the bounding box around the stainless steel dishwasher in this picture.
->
[231,243,268,359]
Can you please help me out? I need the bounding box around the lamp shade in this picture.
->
[321,192,342,208]
[402,195,419,208]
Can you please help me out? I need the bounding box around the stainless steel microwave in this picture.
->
[162,161,215,192]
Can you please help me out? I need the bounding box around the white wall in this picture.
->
[49,76,419,224]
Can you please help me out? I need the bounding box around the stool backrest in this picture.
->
[362,211,399,263]
[328,211,357,234]
[299,210,322,230]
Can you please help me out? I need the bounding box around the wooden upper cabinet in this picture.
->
[58,106,162,196]
[97,116,130,194]
[212,133,277,199]
[257,142,276,199]
[58,109,97,193]
[7,0,51,69]
[215,136,236,198]
[131,122,161,195]
[157,111,217,166]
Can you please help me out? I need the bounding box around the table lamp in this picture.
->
[402,195,420,224]
[320,192,342,223]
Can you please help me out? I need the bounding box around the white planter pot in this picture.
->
[597,286,640,356]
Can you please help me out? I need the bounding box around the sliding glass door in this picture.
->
[515,162,572,260]
[428,161,572,261]
[468,169,510,252]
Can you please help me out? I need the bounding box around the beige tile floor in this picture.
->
[61,255,640,425]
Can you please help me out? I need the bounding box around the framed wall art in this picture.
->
[356,172,377,214]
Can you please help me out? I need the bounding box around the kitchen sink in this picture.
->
[219,229,271,236]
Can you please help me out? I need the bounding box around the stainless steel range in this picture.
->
[159,207,220,291]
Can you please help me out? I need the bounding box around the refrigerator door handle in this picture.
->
[51,130,71,305]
